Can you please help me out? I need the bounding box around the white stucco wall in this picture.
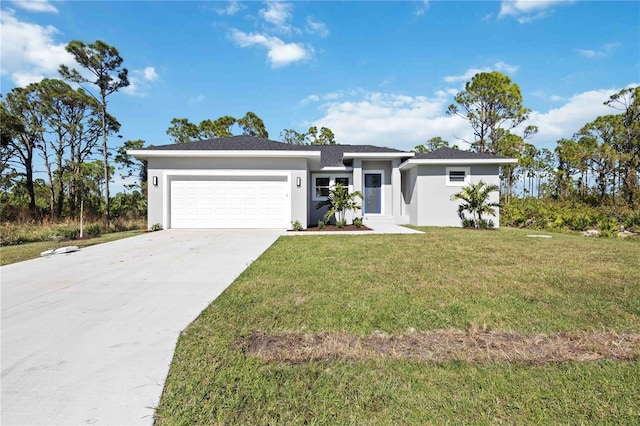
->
[405,164,502,227]
[146,157,309,229]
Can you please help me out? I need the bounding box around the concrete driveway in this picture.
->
[1,229,282,425]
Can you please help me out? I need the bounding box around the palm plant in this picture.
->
[316,183,362,227]
[450,180,500,228]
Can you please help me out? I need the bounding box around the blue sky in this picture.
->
[1,1,639,178]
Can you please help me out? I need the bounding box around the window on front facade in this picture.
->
[446,167,470,186]
[335,177,349,187]
[449,171,466,182]
[313,175,350,200]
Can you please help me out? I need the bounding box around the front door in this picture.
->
[364,173,382,214]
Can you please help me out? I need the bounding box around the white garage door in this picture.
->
[170,176,288,228]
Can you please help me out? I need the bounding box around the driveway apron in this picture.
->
[1,229,282,425]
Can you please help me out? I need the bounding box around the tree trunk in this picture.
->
[101,99,110,227]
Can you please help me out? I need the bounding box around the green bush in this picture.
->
[150,223,163,232]
[353,217,363,228]
[317,220,325,230]
[292,220,303,231]
[84,224,102,236]
[502,198,638,237]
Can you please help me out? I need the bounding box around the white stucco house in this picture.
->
[128,135,516,230]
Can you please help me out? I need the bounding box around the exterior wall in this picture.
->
[146,157,308,229]
[401,166,418,223]
[407,164,501,227]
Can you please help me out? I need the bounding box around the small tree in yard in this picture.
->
[451,180,500,228]
[316,183,362,228]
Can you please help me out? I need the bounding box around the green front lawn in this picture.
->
[0,230,143,266]
[156,228,640,425]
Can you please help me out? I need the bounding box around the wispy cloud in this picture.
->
[498,0,574,23]
[215,0,244,16]
[576,43,620,58]
[415,0,429,17]
[260,1,294,34]
[189,94,206,104]
[302,85,633,152]
[443,61,519,84]
[229,29,313,68]
[305,17,329,38]
[10,0,58,14]
[0,9,74,86]
[122,66,160,97]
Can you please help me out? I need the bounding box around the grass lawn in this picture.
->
[156,227,640,425]
[0,230,144,266]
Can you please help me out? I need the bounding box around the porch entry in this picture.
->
[364,173,382,214]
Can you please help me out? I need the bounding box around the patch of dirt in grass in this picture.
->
[235,328,640,364]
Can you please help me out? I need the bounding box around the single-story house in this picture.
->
[128,135,516,229]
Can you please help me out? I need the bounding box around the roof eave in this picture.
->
[127,149,322,160]
[399,157,518,171]
[342,152,413,159]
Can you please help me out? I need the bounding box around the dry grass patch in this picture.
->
[237,328,640,364]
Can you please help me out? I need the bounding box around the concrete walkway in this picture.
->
[1,229,282,425]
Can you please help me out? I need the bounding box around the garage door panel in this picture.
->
[170,177,288,229]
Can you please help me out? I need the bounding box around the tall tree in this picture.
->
[281,128,306,145]
[238,111,268,138]
[413,136,449,154]
[575,115,621,201]
[306,126,336,145]
[280,126,337,145]
[3,85,45,217]
[604,86,640,205]
[0,101,24,196]
[446,71,537,154]
[166,118,199,143]
[59,40,129,226]
[115,139,148,194]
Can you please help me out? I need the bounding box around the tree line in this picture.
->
[1,40,144,225]
[418,71,639,211]
[2,39,638,228]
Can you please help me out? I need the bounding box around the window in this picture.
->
[313,175,351,200]
[315,177,330,198]
[446,167,470,187]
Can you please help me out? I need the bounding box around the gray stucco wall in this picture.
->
[146,157,309,229]
[406,164,501,227]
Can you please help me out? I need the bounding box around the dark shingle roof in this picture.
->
[145,135,302,151]
[144,136,409,167]
[413,147,511,160]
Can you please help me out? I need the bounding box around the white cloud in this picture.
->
[305,90,473,150]
[415,0,429,17]
[189,94,205,104]
[121,67,160,97]
[259,1,294,33]
[10,0,58,13]
[576,43,620,58]
[528,88,624,148]
[303,85,635,152]
[498,0,574,23]
[142,66,159,81]
[0,9,74,86]
[444,61,519,84]
[215,0,244,16]
[305,17,329,37]
[229,29,312,67]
